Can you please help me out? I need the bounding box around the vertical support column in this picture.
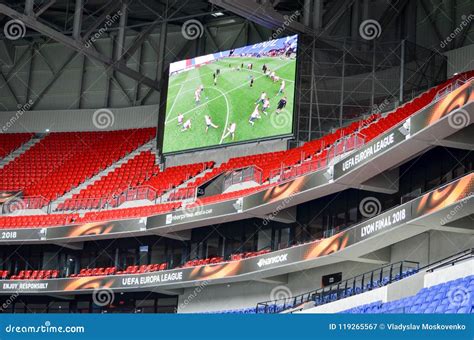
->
[25,0,34,16]
[114,248,119,268]
[25,43,35,105]
[362,0,369,20]
[72,0,83,40]
[115,0,128,60]
[399,39,405,103]
[155,21,168,162]
[303,0,311,27]
[339,40,346,128]
[351,1,359,40]
[133,44,143,106]
[313,0,323,29]
[78,54,86,109]
[307,37,316,141]
[104,34,115,107]
[370,40,376,108]
[156,22,167,91]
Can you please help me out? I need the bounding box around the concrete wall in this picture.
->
[390,230,474,267]
[0,105,158,133]
[444,44,474,77]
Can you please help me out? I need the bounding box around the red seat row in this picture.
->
[182,257,224,268]
[230,249,271,261]
[70,267,117,277]
[0,133,34,159]
[116,263,168,274]
[142,161,213,196]
[10,269,59,280]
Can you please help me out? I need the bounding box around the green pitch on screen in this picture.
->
[163,56,296,154]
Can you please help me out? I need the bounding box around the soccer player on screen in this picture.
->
[256,91,266,105]
[181,119,192,131]
[276,97,287,114]
[177,113,184,125]
[205,115,219,133]
[248,105,261,126]
[262,98,270,115]
[222,122,236,141]
[278,80,285,95]
[194,89,201,105]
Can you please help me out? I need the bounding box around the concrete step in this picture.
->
[50,141,155,205]
[0,136,43,169]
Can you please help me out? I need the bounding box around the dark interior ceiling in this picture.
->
[0,0,232,36]
[0,0,309,38]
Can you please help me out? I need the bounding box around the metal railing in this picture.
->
[223,166,263,191]
[434,77,473,101]
[422,248,473,273]
[269,133,365,183]
[256,260,419,314]
[51,185,197,212]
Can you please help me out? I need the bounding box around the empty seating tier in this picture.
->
[0,128,155,202]
[0,133,34,159]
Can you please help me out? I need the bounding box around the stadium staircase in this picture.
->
[0,133,39,169]
[52,140,156,209]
